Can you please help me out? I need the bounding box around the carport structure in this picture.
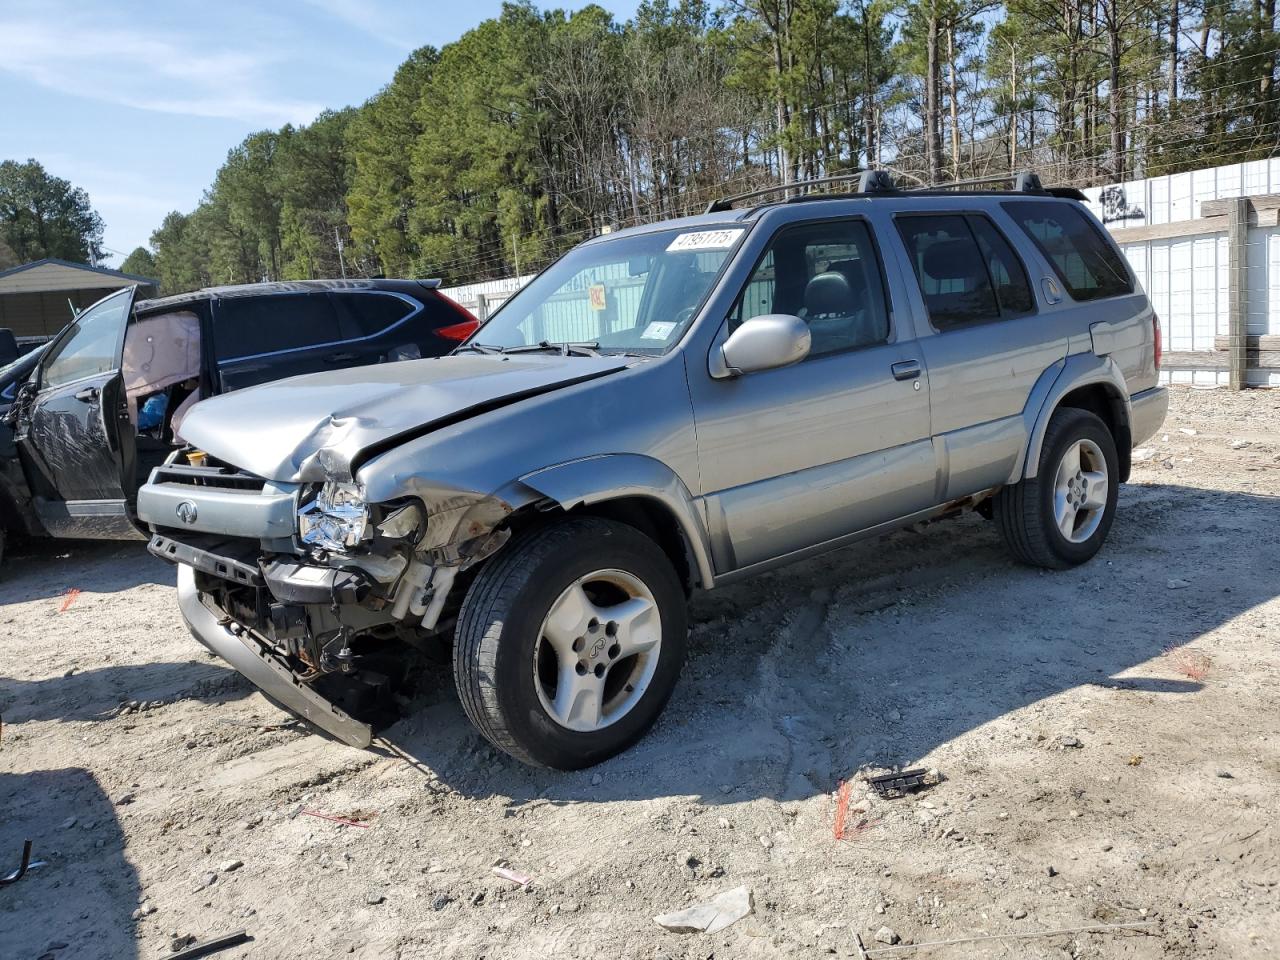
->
[0,258,157,344]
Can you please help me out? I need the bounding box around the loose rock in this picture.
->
[874,926,900,945]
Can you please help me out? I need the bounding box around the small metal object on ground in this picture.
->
[866,768,935,799]
[167,929,251,959]
[299,809,372,828]
[0,840,32,887]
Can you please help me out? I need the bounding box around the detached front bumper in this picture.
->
[177,565,373,748]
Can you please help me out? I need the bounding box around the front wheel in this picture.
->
[994,407,1119,569]
[453,517,688,769]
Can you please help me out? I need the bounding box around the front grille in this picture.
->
[151,462,266,493]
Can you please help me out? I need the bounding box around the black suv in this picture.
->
[0,279,477,562]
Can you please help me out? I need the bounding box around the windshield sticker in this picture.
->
[588,284,607,311]
[665,229,744,252]
[641,321,676,340]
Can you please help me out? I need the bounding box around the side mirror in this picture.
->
[714,314,810,378]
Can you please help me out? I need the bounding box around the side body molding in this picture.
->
[518,454,717,589]
[1012,351,1132,482]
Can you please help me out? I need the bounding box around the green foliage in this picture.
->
[118,246,157,279]
[136,0,1280,291]
[0,159,105,265]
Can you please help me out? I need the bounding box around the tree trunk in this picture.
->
[948,24,960,180]
[925,11,943,185]
[1109,15,1124,181]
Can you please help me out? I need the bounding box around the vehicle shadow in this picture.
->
[0,768,141,960]
[1,537,170,601]
[0,660,254,724]
[376,481,1279,804]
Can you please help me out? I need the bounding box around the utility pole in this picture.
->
[511,232,520,278]
[334,227,347,280]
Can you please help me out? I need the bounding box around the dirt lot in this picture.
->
[2,386,1278,960]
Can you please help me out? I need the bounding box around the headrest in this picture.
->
[922,239,982,282]
[803,271,854,316]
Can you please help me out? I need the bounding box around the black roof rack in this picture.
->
[704,169,1085,213]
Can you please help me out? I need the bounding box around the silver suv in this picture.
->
[139,172,1168,769]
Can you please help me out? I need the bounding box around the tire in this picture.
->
[994,407,1119,569]
[453,516,688,770]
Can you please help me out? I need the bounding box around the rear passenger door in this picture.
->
[690,217,936,574]
[893,211,1069,500]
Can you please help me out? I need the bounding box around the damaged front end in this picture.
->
[143,453,514,747]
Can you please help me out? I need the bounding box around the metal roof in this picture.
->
[0,258,158,294]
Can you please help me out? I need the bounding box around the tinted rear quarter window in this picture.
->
[1003,200,1133,301]
[332,292,416,339]
[213,294,342,361]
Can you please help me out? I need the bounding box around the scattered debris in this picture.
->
[219,859,244,873]
[365,892,385,905]
[866,768,940,799]
[1166,578,1191,590]
[1132,447,1156,462]
[1129,755,1143,766]
[492,864,532,887]
[1179,427,1198,436]
[1216,770,1234,779]
[1056,736,1083,749]
[653,885,753,934]
[165,929,251,960]
[853,920,1159,955]
[0,839,33,886]
[57,588,81,613]
[1230,439,1251,450]
[1164,646,1213,681]
[590,773,603,786]
[299,809,373,829]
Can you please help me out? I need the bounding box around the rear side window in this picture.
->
[332,292,416,339]
[968,217,1035,315]
[897,215,994,329]
[1003,200,1133,301]
[213,294,342,361]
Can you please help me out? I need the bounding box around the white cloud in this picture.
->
[301,0,420,52]
[0,18,323,126]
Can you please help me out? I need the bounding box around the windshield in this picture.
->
[470,226,744,354]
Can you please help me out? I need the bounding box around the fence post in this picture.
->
[475,293,489,321]
[1227,198,1249,390]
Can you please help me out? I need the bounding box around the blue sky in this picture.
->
[0,0,638,267]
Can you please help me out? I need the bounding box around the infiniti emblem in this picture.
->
[175,500,198,525]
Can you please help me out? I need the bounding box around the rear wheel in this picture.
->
[453,516,687,769]
[994,407,1119,569]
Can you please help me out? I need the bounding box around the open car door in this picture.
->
[14,287,142,540]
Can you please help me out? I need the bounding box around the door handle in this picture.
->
[74,386,100,403]
[891,360,921,381]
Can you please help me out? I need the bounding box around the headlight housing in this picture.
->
[299,481,370,552]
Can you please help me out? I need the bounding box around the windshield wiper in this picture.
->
[500,340,601,357]
[455,342,503,354]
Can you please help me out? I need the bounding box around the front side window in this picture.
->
[1003,200,1134,301]
[41,291,131,389]
[731,219,890,357]
[214,294,343,361]
[470,227,742,354]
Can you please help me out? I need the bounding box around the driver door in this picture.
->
[15,287,141,539]
[689,217,936,574]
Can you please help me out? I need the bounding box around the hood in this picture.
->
[178,353,633,482]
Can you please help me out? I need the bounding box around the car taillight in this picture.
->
[1153,314,1162,369]
[436,319,479,342]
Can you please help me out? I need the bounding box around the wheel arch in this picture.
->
[515,455,715,593]
[1018,355,1133,483]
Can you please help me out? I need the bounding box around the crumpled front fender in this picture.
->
[518,454,716,588]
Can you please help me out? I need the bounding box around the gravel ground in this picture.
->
[2,386,1278,960]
